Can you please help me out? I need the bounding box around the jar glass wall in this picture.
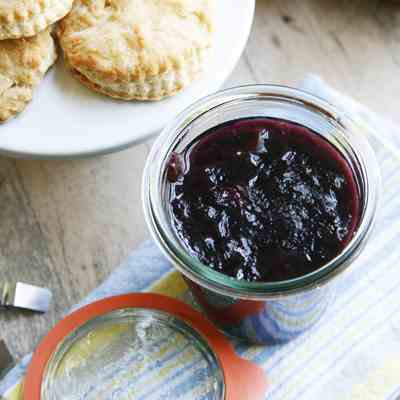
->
[143,85,380,343]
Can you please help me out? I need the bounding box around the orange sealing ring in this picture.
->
[24,293,268,400]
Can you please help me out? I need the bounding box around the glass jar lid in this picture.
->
[25,294,267,400]
[42,309,224,400]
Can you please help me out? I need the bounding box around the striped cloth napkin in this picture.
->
[2,75,400,400]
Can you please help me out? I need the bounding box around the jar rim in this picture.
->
[143,84,381,300]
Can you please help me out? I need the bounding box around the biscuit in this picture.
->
[0,29,57,123]
[58,0,214,100]
[0,0,74,40]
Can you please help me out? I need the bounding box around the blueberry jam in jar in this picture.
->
[167,118,361,283]
[144,85,380,344]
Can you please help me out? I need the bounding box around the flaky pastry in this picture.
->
[0,0,74,40]
[58,0,214,100]
[0,28,57,122]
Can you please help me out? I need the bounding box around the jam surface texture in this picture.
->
[167,118,360,282]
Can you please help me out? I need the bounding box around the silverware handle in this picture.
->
[0,339,14,380]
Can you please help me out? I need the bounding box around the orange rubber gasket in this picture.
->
[24,293,267,400]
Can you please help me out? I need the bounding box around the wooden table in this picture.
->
[1,0,400,359]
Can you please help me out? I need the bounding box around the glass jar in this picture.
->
[142,85,380,344]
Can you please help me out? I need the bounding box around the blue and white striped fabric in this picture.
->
[2,76,400,399]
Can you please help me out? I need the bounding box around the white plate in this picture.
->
[0,1,255,159]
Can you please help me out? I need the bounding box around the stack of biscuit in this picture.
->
[1,0,214,123]
[0,1,74,122]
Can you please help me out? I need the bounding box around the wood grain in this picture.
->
[2,0,400,359]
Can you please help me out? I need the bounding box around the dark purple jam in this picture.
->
[167,118,361,282]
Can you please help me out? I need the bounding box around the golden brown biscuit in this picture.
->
[0,29,57,123]
[0,0,74,40]
[58,0,214,101]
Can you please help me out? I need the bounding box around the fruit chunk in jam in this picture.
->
[167,118,360,282]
